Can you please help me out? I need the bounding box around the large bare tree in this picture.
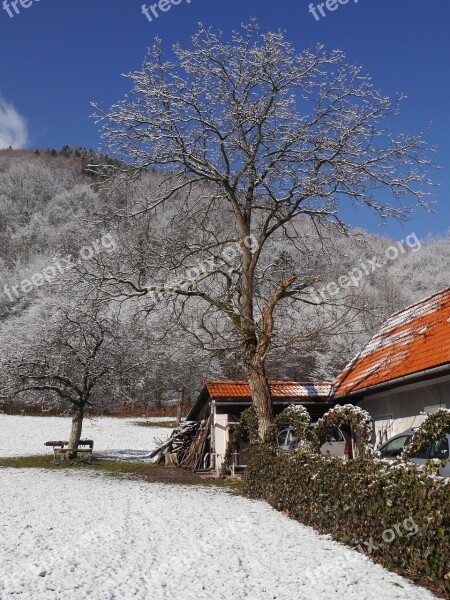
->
[93,22,433,439]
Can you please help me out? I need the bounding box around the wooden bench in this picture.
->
[53,448,93,460]
[45,440,94,460]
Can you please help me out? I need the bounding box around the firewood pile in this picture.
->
[150,419,211,470]
[179,416,211,470]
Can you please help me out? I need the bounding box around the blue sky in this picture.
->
[0,0,449,239]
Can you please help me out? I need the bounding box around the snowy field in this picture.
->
[0,415,172,459]
[0,469,437,600]
[0,416,437,599]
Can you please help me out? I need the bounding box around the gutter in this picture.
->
[341,363,450,398]
[213,400,333,406]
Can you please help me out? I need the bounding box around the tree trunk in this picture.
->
[155,389,162,411]
[68,404,84,458]
[244,342,274,441]
[242,274,299,440]
[238,235,275,441]
[176,387,185,426]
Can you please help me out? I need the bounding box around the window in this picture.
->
[429,438,449,460]
[277,430,288,446]
[286,430,298,445]
[381,435,411,457]
[329,426,344,442]
[413,443,431,460]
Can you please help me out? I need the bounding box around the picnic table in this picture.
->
[45,439,94,460]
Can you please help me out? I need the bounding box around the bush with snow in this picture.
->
[313,404,373,457]
[269,404,312,445]
[245,444,450,597]
[403,408,450,461]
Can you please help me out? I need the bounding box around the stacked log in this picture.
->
[179,417,211,471]
[151,419,211,471]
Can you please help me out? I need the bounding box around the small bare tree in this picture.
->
[0,296,119,453]
[93,22,433,439]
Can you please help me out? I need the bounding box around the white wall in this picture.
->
[213,413,245,474]
[214,413,229,473]
[358,375,450,447]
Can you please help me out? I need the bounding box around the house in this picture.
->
[186,287,450,472]
[186,381,334,473]
[334,287,450,446]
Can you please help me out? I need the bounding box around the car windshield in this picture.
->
[381,435,411,457]
[277,430,287,446]
[279,425,345,447]
[328,426,344,442]
[286,430,297,445]
[312,425,344,442]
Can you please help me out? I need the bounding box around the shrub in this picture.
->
[244,444,450,596]
[313,404,373,457]
[224,404,312,473]
[268,404,312,446]
[403,409,450,460]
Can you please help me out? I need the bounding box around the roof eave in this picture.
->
[185,386,210,421]
[214,398,334,405]
[337,362,450,399]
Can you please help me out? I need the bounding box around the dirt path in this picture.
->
[129,464,224,486]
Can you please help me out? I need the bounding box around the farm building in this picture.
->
[335,287,450,446]
[182,287,450,473]
[186,381,334,473]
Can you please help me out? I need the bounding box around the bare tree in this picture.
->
[93,22,434,439]
[0,296,119,453]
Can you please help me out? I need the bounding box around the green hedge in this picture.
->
[244,444,450,597]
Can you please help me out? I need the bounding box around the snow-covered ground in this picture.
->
[0,416,438,599]
[0,415,172,459]
[0,469,436,600]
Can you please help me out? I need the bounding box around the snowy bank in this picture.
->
[0,469,437,600]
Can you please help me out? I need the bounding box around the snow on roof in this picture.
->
[335,287,450,397]
[205,381,334,399]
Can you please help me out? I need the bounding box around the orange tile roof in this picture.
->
[335,287,450,397]
[205,381,333,399]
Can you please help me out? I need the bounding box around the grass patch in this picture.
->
[0,455,153,474]
[0,455,242,490]
[132,420,178,428]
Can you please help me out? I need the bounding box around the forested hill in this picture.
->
[0,148,448,409]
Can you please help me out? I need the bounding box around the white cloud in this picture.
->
[0,98,28,149]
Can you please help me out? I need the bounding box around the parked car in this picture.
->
[277,426,299,452]
[277,425,350,459]
[378,429,450,477]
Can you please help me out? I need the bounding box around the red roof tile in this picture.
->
[335,287,450,397]
[205,381,333,399]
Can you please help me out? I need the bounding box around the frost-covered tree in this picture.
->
[93,22,434,439]
[0,294,120,452]
[108,304,223,413]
